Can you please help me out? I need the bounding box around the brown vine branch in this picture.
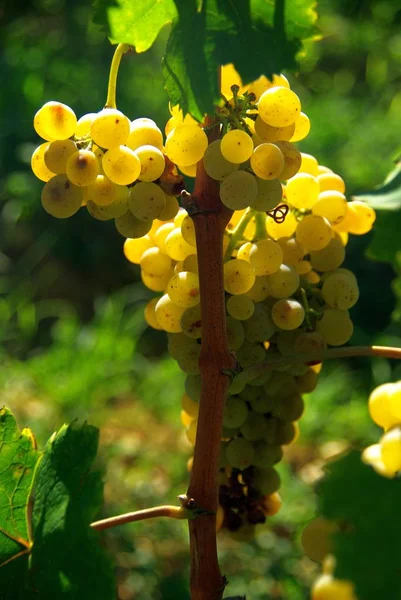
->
[184,115,235,600]
[235,345,401,388]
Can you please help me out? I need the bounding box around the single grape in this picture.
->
[66,149,99,186]
[258,86,301,128]
[220,171,258,210]
[251,178,283,212]
[86,174,117,206]
[267,264,300,298]
[241,413,270,441]
[90,108,130,148]
[164,228,194,260]
[86,186,128,219]
[271,298,305,330]
[31,143,55,182]
[158,195,179,221]
[301,517,338,562]
[245,275,270,302]
[243,304,275,343]
[345,201,376,235]
[126,117,164,151]
[310,237,345,272]
[181,393,199,418]
[226,437,256,469]
[75,112,97,138]
[273,142,301,180]
[154,294,186,332]
[123,235,154,264]
[128,182,166,221]
[290,112,310,142]
[203,139,240,180]
[251,467,281,495]
[102,145,141,186]
[165,124,208,166]
[134,144,165,182]
[237,241,252,262]
[316,308,354,346]
[249,239,283,276]
[226,316,246,350]
[141,268,174,292]
[312,190,348,225]
[254,115,295,142]
[285,173,319,210]
[115,211,152,238]
[296,214,332,251]
[140,247,172,277]
[277,237,305,266]
[321,272,359,310]
[223,259,256,294]
[180,304,202,338]
[180,214,197,247]
[34,101,77,141]
[167,271,200,308]
[317,172,346,194]
[299,152,319,176]
[223,397,249,428]
[226,295,255,320]
[380,426,401,473]
[311,573,357,600]
[294,331,327,354]
[220,129,254,163]
[44,139,77,174]
[250,143,284,180]
[41,174,83,218]
[144,297,163,330]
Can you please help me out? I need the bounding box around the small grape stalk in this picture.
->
[31,43,378,600]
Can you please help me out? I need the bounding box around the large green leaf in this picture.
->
[366,210,401,264]
[0,407,39,567]
[317,451,401,600]
[93,0,177,52]
[94,0,318,120]
[354,162,401,211]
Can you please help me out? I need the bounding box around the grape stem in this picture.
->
[224,207,254,259]
[237,345,401,385]
[183,114,235,600]
[254,211,267,240]
[105,43,131,109]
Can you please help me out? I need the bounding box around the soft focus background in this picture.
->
[1,1,401,598]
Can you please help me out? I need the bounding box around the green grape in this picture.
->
[249,239,283,276]
[285,173,319,210]
[165,228,194,261]
[176,340,201,375]
[301,517,337,562]
[316,307,353,346]
[241,412,269,441]
[167,332,196,359]
[241,387,273,413]
[226,437,256,469]
[273,141,301,180]
[41,174,83,218]
[252,178,283,212]
[258,87,301,128]
[271,299,305,330]
[123,235,153,264]
[251,467,281,495]
[34,101,77,141]
[115,211,152,238]
[183,254,198,273]
[243,304,275,343]
[90,108,130,149]
[44,139,77,174]
[140,247,172,277]
[276,329,301,356]
[181,214,197,247]
[223,259,256,295]
[220,129,254,163]
[102,145,141,186]
[203,139,239,180]
[300,152,319,176]
[248,369,272,387]
[31,143,55,182]
[167,271,200,307]
[265,417,296,445]
[277,237,305,266]
[165,124,208,166]
[312,190,348,225]
[321,272,359,310]
[126,117,164,151]
[296,215,332,251]
[237,241,252,262]
[66,149,99,186]
[158,195,179,221]
[75,112,97,138]
[226,316,246,350]
[310,237,345,272]
[294,331,327,355]
[134,144,166,182]
[254,115,295,142]
[185,374,202,403]
[380,426,401,473]
[250,143,284,180]
[227,294,255,320]
[272,394,304,421]
[253,443,283,468]
[290,112,310,142]
[86,190,128,220]
[267,264,300,298]
[129,182,166,221]
[317,172,346,194]
[154,294,186,332]
[223,397,249,428]
[220,171,258,210]
[246,276,270,302]
[236,341,266,368]
[181,304,202,338]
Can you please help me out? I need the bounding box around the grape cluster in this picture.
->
[31,102,182,234]
[362,381,401,477]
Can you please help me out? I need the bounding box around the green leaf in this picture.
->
[28,421,115,599]
[317,451,401,600]
[366,210,401,264]
[0,407,39,567]
[353,162,401,211]
[93,0,177,52]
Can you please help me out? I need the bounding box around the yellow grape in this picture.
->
[90,108,130,149]
[102,145,141,186]
[115,210,152,238]
[316,308,354,346]
[203,139,239,181]
[321,272,359,310]
[164,228,194,260]
[128,182,166,221]
[277,237,305,266]
[66,149,99,186]
[266,209,297,239]
[345,201,376,235]
[34,101,77,141]
[301,517,338,562]
[165,124,208,166]
[237,241,252,261]
[183,254,198,273]
[144,297,163,330]
[44,139,77,174]
[126,117,164,151]
[267,264,300,298]
[31,143,55,182]
[153,222,175,252]
[387,381,401,422]
[223,259,256,294]
[86,174,117,206]
[290,112,310,142]
[252,178,283,211]
[310,238,345,272]
[368,382,397,429]
[155,294,186,332]
[380,426,401,473]
[167,271,200,307]
[226,294,255,320]
[271,298,305,330]
[254,115,295,142]
[181,215,197,247]
[181,393,199,418]
[140,247,172,277]
[158,195,179,221]
[249,239,283,275]
[317,172,346,194]
[141,268,174,292]
[296,215,332,251]
[299,152,319,176]
[75,112,97,137]
[41,174,83,218]
[273,141,301,180]
[312,191,348,225]
[123,235,153,264]
[258,86,301,127]
[250,143,284,180]
[311,573,357,600]
[285,173,319,210]
[135,144,165,182]
[220,129,254,163]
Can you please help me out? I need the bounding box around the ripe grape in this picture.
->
[220,171,258,210]
[380,426,401,473]
[267,264,300,298]
[251,467,281,495]
[285,173,319,210]
[290,112,310,142]
[243,304,275,343]
[41,174,83,218]
[249,239,283,276]
[66,149,99,186]
[180,304,202,338]
[266,210,297,239]
[31,143,55,182]
[164,228,194,260]
[203,139,239,181]
[321,272,359,310]
[310,237,345,272]
[271,298,305,330]
[252,178,283,212]
[223,259,256,294]
[311,573,357,600]
[167,271,200,307]
[253,443,283,468]
[128,182,166,221]
[220,129,254,163]
[258,87,301,128]
[115,210,152,238]
[158,195,179,221]
[223,397,249,428]
[90,108,130,148]
[273,141,301,180]
[134,144,165,182]
[44,139,77,174]
[250,143,284,180]
[75,112,97,137]
[226,316,246,350]
[181,393,199,418]
[102,145,141,186]
[254,115,295,142]
[301,517,337,562]
[316,308,353,346]
[226,437,256,469]
[34,101,77,141]
[144,297,162,330]
[296,214,332,251]
[126,117,164,151]
[165,124,208,166]
[317,172,346,194]
[312,190,348,225]
[245,275,270,302]
[124,235,153,264]
[180,215,196,247]
[140,247,172,277]
[300,152,319,176]
[154,294,186,332]
[277,237,305,266]
[226,295,255,320]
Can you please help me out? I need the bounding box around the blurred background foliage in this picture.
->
[0,0,401,598]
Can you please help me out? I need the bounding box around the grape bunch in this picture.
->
[31,102,183,234]
[362,380,401,477]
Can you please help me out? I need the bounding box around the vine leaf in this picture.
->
[93,0,177,52]
[0,412,115,599]
[317,450,401,600]
[0,407,39,567]
[93,0,318,121]
[353,161,401,211]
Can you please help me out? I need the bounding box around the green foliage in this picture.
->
[95,0,318,120]
[355,162,401,211]
[0,411,115,599]
[317,451,401,600]
[0,408,39,566]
